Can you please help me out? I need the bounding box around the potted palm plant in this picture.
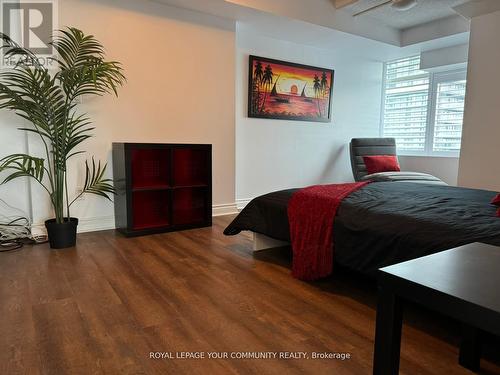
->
[0,28,125,249]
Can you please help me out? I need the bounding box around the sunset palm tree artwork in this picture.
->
[313,74,322,117]
[248,55,334,123]
[251,61,264,113]
[260,64,275,112]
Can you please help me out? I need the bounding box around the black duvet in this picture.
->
[224,182,500,273]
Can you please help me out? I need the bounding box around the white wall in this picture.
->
[0,0,237,232]
[400,16,469,47]
[0,116,32,219]
[420,44,468,73]
[399,156,459,186]
[0,16,32,221]
[458,10,500,191]
[235,29,383,205]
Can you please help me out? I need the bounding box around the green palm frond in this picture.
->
[52,28,105,69]
[77,158,115,203]
[0,32,46,69]
[0,153,46,186]
[64,113,94,159]
[53,27,125,98]
[1,70,65,132]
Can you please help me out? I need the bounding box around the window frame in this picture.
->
[380,56,467,158]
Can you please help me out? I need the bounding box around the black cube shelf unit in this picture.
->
[112,143,212,236]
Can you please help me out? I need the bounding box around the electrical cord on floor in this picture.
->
[0,199,48,252]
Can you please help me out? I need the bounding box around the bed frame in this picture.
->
[253,233,289,251]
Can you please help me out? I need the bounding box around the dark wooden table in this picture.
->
[373,242,500,374]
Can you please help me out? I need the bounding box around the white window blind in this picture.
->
[383,56,430,152]
[382,55,467,156]
[432,79,466,152]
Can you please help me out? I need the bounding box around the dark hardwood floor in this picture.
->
[1,215,499,374]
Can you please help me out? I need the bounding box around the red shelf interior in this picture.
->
[132,190,169,230]
[173,187,207,225]
[173,149,209,187]
[131,148,170,189]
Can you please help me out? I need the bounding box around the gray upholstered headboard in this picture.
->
[350,138,397,181]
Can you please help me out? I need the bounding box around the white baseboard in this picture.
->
[32,203,240,234]
[30,215,116,235]
[77,215,116,233]
[236,198,252,211]
[212,203,238,217]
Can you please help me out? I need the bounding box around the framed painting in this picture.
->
[248,55,334,123]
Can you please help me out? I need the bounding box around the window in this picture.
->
[381,56,466,156]
[432,74,466,152]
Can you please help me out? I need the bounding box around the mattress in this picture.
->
[360,171,447,185]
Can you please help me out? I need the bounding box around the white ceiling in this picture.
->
[236,16,469,63]
[150,0,468,61]
[150,0,472,46]
[343,0,469,29]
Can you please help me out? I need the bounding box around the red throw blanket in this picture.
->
[287,182,370,281]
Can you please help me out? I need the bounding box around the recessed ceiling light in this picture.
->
[353,0,418,17]
[391,0,418,11]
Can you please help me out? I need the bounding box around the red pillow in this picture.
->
[363,155,401,175]
[491,193,500,206]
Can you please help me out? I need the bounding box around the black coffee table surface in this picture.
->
[381,242,500,315]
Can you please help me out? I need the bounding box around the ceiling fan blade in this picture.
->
[352,0,393,17]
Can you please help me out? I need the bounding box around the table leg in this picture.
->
[373,286,403,375]
[459,324,482,371]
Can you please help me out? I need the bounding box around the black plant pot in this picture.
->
[45,218,79,249]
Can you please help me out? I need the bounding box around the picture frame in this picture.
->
[248,55,334,123]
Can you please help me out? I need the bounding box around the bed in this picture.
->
[224,182,500,274]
